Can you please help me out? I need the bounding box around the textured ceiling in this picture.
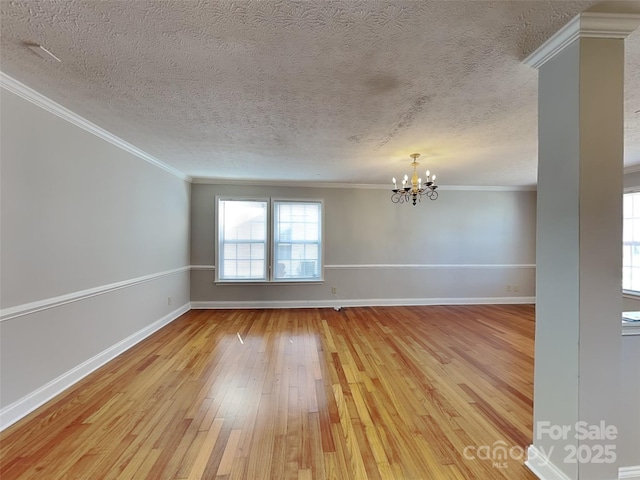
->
[1,1,640,186]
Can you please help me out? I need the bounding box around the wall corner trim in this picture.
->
[0,303,190,432]
[523,12,640,69]
[525,445,572,480]
[0,72,191,183]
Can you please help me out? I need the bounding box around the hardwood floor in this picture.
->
[0,305,537,479]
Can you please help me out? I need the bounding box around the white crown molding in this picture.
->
[0,266,190,322]
[192,178,390,189]
[619,465,640,479]
[0,72,191,183]
[0,303,190,431]
[524,12,640,69]
[192,177,536,192]
[525,445,571,480]
[190,297,535,310]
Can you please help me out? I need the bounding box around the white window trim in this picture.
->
[215,196,269,283]
[622,189,640,335]
[623,191,640,295]
[215,196,324,284]
[271,198,325,283]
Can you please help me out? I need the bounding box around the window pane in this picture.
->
[631,267,640,292]
[218,199,267,280]
[305,244,319,259]
[633,221,640,243]
[624,220,633,242]
[633,245,640,267]
[623,245,631,267]
[305,223,319,241]
[633,194,640,218]
[237,243,250,259]
[291,223,305,241]
[623,267,632,290]
[624,194,633,218]
[279,204,291,222]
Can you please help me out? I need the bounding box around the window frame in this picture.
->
[271,198,324,283]
[623,190,640,297]
[215,196,269,283]
[215,196,324,284]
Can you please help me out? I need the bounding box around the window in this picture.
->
[273,201,322,281]
[216,198,323,283]
[623,191,640,293]
[218,199,268,281]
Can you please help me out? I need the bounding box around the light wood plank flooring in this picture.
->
[1,305,537,479]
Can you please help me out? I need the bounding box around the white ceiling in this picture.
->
[1,1,640,186]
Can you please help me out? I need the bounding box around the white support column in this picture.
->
[524,12,640,480]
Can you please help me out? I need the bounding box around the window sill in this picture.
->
[622,311,640,336]
[623,290,640,299]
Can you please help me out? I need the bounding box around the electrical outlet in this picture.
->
[167,296,172,306]
[331,286,337,295]
[514,285,519,293]
[507,285,512,292]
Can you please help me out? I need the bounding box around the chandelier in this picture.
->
[391,153,438,205]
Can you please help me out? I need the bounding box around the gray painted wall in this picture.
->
[191,183,536,305]
[624,170,640,191]
[619,336,640,468]
[0,89,191,412]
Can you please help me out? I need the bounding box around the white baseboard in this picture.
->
[526,445,639,480]
[620,466,640,479]
[525,445,571,480]
[0,303,190,431]
[190,296,535,310]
